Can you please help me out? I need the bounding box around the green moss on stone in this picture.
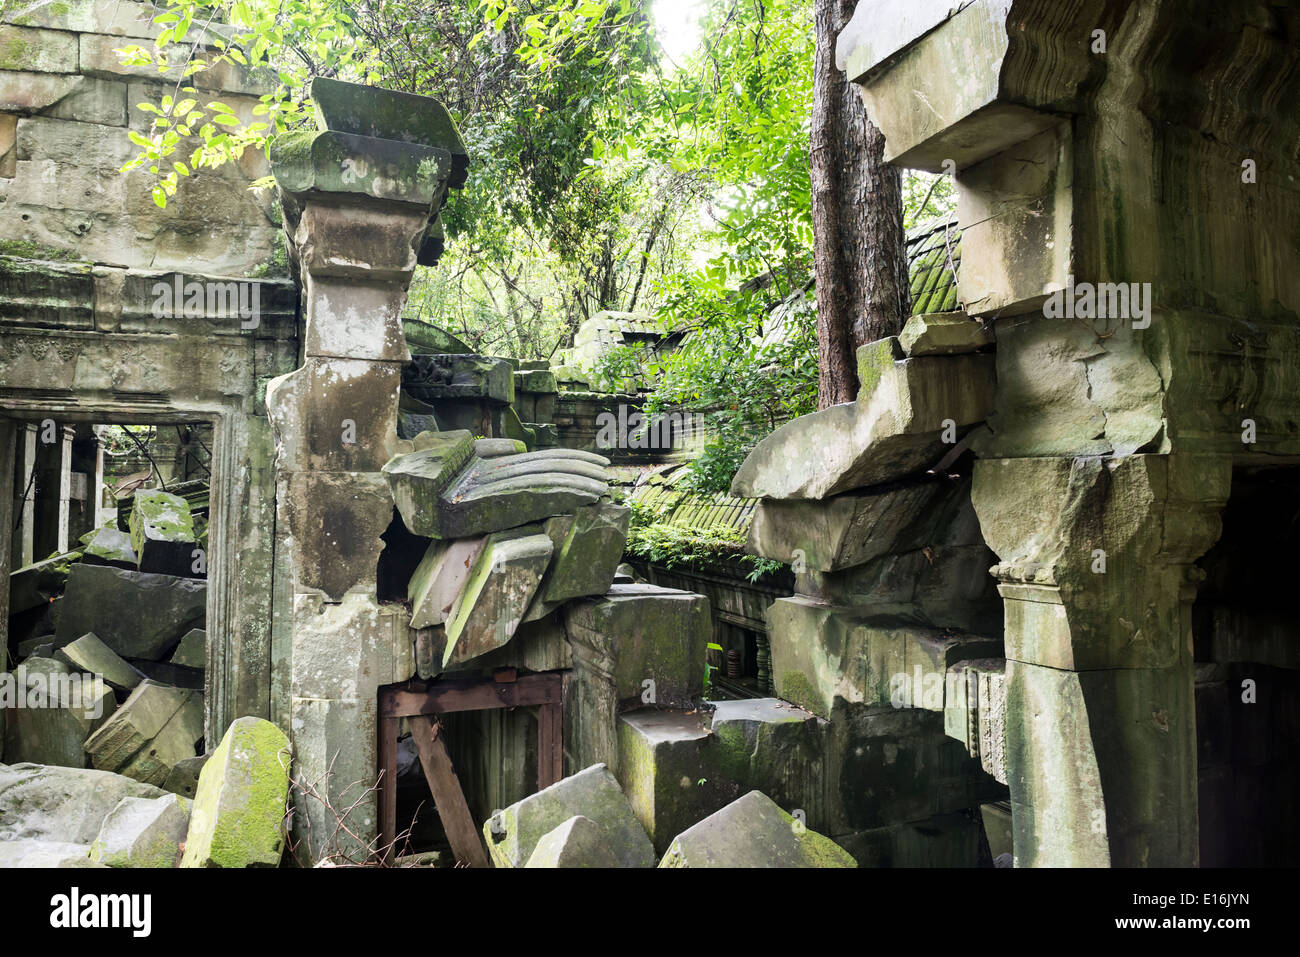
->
[0,242,85,263]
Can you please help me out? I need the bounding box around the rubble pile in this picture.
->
[3,486,210,802]
[0,717,289,868]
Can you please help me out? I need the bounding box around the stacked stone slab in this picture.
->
[259,78,719,866]
[659,791,856,868]
[730,322,1006,864]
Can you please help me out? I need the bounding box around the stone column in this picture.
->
[0,417,15,671]
[12,422,36,568]
[32,422,74,558]
[972,454,1229,865]
[266,78,465,864]
[91,427,105,533]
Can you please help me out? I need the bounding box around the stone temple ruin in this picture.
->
[1,0,1298,869]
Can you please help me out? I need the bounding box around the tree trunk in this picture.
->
[811,0,911,409]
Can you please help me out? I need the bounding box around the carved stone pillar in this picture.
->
[267,78,465,863]
[972,454,1229,865]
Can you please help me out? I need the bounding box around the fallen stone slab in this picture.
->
[181,716,291,868]
[129,660,205,690]
[523,815,621,868]
[540,502,630,604]
[747,482,944,571]
[2,657,115,767]
[383,430,477,538]
[766,597,1001,719]
[14,635,59,661]
[899,311,994,356]
[408,537,486,629]
[169,628,206,670]
[161,754,211,800]
[8,551,76,615]
[83,680,204,786]
[78,526,137,570]
[443,530,553,668]
[483,763,654,868]
[130,489,199,577]
[90,793,192,867]
[56,632,146,693]
[730,350,994,499]
[55,563,206,661]
[0,840,103,868]
[0,762,168,845]
[659,791,855,867]
[436,449,613,539]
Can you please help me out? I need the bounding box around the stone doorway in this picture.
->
[1192,465,1300,866]
[2,406,240,745]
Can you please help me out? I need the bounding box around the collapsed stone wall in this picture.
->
[0,1,298,744]
[831,0,1300,866]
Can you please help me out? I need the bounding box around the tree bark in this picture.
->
[811,0,911,409]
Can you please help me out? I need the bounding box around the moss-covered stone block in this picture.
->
[658,791,855,868]
[483,763,653,868]
[90,793,191,867]
[616,709,725,855]
[129,489,198,577]
[443,529,551,668]
[181,716,290,868]
[541,501,629,603]
[522,814,620,868]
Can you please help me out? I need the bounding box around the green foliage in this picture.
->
[903,170,957,229]
[644,285,818,495]
[624,499,785,582]
[116,0,367,205]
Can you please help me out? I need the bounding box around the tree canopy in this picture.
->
[119,0,954,491]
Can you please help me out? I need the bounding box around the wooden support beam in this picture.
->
[377,714,400,864]
[538,702,563,789]
[409,715,490,869]
[380,672,563,717]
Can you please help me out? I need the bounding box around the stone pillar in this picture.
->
[33,422,74,559]
[0,417,14,664]
[12,422,37,569]
[266,77,465,864]
[91,427,105,533]
[972,454,1229,865]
